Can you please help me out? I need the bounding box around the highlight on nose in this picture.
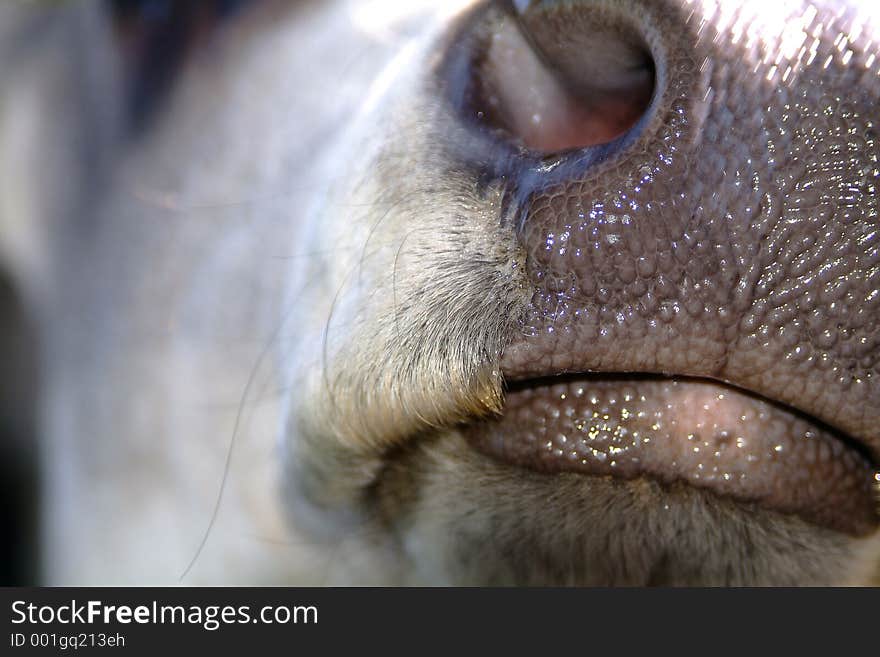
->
[444,0,880,541]
[467,0,656,153]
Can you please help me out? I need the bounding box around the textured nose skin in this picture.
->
[500,0,880,451]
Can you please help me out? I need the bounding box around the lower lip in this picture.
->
[464,376,879,536]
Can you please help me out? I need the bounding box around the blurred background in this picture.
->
[0,0,254,585]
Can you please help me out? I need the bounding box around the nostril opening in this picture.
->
[466,1,656,154]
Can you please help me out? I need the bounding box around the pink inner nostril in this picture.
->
[472,6,655,152]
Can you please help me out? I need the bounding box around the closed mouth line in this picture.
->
[464,370,880,535]
[503,371,875,463]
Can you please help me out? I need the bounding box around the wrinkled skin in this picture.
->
[1,0,878,584]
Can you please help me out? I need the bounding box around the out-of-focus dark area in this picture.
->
[0,271,38,585]
[109,0,250,128]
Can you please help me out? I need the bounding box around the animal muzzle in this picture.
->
[444,0,880,536]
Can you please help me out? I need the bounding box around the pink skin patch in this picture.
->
[466,377,878,535]
[478,11,653,152]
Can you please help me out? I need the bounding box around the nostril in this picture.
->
[466,1,656,153]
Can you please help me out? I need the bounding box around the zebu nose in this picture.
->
[440,0,880,536]
[462,0,739,382]
[455,1,878,448]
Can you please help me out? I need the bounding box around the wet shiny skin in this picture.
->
[499,1,879,442]
[466,377,876,535]
[446,0,880,534]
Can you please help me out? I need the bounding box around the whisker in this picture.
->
[178,275,317,582]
